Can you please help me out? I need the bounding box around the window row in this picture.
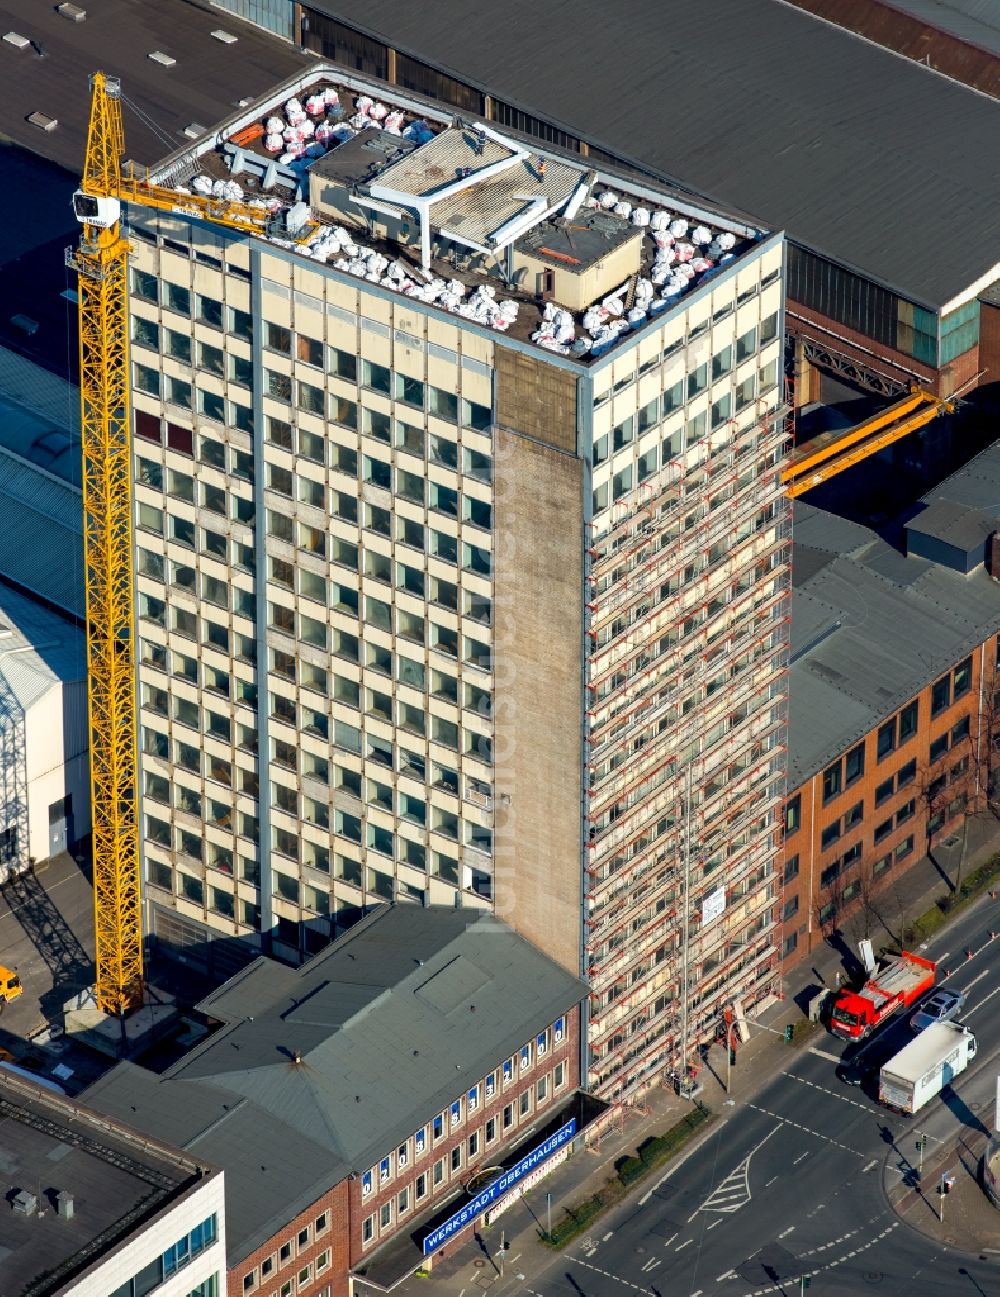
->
[266,413,491,481]
[241,1208,331,1294]
[266,501,492,575]
[360,1041,568,1198]
[131,269,250,335]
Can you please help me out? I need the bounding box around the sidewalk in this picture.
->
[380,815,1000,1297]
[888,1124,999,1253]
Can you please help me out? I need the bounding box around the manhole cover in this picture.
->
[635,1246,646,1254]
[474,1260,486,1268]
[863,1273,883,1284]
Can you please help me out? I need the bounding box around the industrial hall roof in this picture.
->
[0,0,311,175]
[84,906,586,1266]
[311,0,1000,309]
[787,446,1000,789]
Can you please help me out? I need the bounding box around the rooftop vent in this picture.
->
[12,1190,38,1216]
[211,29,237,44]
[11,314,39,335]
[26,112,57,133]
[55,1191,74,1219]
[182,123,205,140]
[56,2,87,20]
[148,50,176,66]
[3,32,30,49]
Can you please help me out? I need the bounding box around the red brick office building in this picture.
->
[780,462,1000,970]
[85,906,590,1297]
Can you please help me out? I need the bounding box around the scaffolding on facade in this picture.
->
[582,397,792,1100]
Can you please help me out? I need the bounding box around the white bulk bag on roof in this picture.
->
[669,218,688,238]
[649,210,670,232]
[192,175,213,195]
[691,224,712,245]
[324,87,340,107]
[266,116,284,135]
[599,190,619,209]
[614,201,633,220]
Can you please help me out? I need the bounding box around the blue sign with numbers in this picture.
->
[422,1118,577,1255]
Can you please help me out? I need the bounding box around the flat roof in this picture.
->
[0,1072,208,1297]
[85,906,586,1266]
[311,0,1000,308]
[788,448,1000,787]
[881,0,1000,54]
[155,66,763,361]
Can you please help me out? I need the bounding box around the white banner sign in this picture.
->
[702,886,726,925]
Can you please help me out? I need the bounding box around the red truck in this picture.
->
[829,951,936,1040]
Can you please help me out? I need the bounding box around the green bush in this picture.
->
[542,1105,714,1249]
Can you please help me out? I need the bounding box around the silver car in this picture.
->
[909,987,965,1033]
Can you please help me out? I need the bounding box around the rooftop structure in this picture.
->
[788,452,1000,786]
[0,1071,220,1297]
[146,65,761,361]
[85,906,586,1264]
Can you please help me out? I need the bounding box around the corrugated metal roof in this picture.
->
[0,580,84,711]
[313,0,1000,305]
[83,907,586,1265]
[0,448,83,617]
[789,470,1000,787]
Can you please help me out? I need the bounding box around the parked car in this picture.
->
[909,987,965,1033]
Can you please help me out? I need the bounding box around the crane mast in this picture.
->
[69,72,142,1016]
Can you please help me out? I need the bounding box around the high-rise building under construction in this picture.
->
[127,63,789,1099]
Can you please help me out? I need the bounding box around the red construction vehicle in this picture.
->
[829,951,936,1040]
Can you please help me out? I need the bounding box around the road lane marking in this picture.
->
[692,1122,783,1217]
[862,1159,878,1172]
[706,1219,721,1230]
[568,1257,647,1293]
[764,1176,778,1187]
[783,1071,870,1112]
[967,984,1000,1017]
[961,970,989,992]
[747,1104,865,1156]
[641,1258,661,1272]
[639,1117,729,1205]
[675,1239,693,1252]
[777,1226,795,1238]
[807,1047,840,1062]
[661,1233,677,1247]
[603,1231,614,1241]
[793,1152,809,1165]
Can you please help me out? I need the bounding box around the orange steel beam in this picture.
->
[783,403,949,499]
[782,391,926,482]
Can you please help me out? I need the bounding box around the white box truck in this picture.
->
[878,1021,977,1116]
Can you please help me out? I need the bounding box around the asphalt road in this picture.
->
[512,895,1000,1297]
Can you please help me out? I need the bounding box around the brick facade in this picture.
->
[780,636,997,970]
[228,1004,581,1297]
[232,1180,351,1297]
[348,1004,581,1270]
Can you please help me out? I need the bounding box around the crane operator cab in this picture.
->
[0,965,23,1006]
[72,190,120,229]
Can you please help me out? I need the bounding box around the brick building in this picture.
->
[85,906,590,1297]
[780,449,1000,967]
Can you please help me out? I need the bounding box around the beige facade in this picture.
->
[125,66,789,1098]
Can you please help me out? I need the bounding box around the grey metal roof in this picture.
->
[314,0,1000,306]
[884,0,1000,53]
[789,469,1000,787]
[84,1064,348,1269]
[0,583,85,712]
[0,0,311,175]
[905,498,996,552]
[84,906,585,1266]
[0,449,84,618]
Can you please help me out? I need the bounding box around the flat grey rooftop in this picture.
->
[0,1074,199,1297]
[85,906,586,1267]
[310,127,416,187]
[312,0,1000,306]
[789,445,1000,787]
[517,207,641,273]
[906,498,996,551]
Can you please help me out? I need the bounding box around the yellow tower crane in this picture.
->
[69,72,279,1016]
